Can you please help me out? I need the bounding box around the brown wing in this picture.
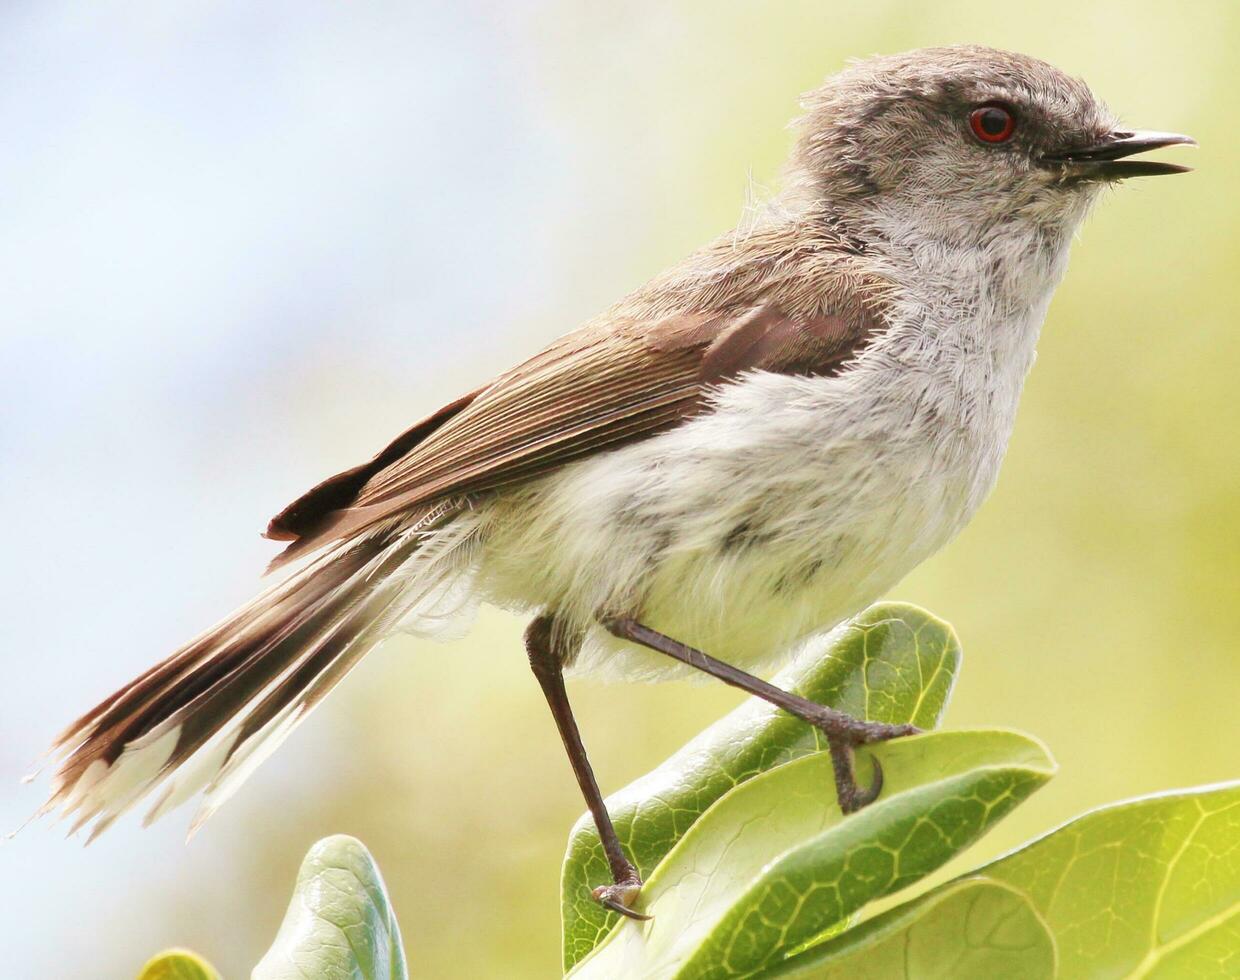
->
[266,389,480,542]
[267,300,884,569]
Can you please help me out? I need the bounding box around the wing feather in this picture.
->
[267,265,889,568]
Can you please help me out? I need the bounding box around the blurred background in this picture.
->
[2,2,1236,976]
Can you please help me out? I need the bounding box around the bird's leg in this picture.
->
[525,617,651,921]
[602,616,920,814]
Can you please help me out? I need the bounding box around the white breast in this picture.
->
[472,232,1075,681]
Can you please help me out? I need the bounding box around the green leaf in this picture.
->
[253,834,408,980]
[989,781,1240,978]
[568,729,1055,979]
[561,602,961,969]
[137,949,222,980]
[766,879,1056,979]
[778,781,1240,979]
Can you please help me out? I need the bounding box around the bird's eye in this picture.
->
[969,103,1016,144]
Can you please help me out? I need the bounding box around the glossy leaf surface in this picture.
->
[776,781,1240,979]
[253,834,408,980]
[569,729,1054,978]
[561,602,961,968]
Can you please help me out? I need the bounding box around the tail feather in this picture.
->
[50,550,353,772]
[45,507,475,839]
[161,537,428,834]
[149,539,399,778]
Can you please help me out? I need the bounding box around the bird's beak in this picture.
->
[1042,130,1196,179]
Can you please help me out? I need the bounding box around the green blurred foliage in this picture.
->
[136,949,221,980]
[145,4,1238,978]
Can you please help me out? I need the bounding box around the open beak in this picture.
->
[1043,130,1196,179]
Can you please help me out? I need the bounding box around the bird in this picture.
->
[41,45,1193,919]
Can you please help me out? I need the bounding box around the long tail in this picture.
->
[43,509,477,840]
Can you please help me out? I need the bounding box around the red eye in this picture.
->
[969,103,1016,143]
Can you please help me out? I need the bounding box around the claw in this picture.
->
[598,894,653,921]
[847,755,884,812]
[831,737,888,815]
[592,881,653,921]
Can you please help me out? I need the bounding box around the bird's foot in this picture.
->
[592,875,651,921]
[831,740,885,814]
[812,710,921,815]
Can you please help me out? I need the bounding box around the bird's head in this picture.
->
[788,45,1194,244]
